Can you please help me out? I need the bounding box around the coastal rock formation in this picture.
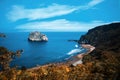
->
[79,22,120,60]
[79,22,120,47]
[28,31,48,42]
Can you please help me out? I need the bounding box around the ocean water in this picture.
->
[0,32,86,68]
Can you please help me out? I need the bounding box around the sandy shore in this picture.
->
[72,44,95,66]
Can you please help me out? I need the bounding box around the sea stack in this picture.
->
[28,31,48,42]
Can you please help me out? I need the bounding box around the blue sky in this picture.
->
[0,0,120,32]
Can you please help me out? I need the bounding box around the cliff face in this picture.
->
[79,22,120,59]
[79,22,120,48]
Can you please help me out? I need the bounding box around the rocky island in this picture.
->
[28,31,48,42]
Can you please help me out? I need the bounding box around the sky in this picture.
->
[0,0,120,32]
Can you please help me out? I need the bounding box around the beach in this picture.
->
[69,44,95,66]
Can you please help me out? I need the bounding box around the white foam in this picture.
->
[75,44,79,48]
[67,49,81,55]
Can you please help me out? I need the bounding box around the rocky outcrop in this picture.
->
[28,31,48,42]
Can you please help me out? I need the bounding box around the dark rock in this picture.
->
[79,22,120,47]
[68,40,78,42]
[0,33,6,38]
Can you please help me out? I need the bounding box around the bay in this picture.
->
[0,32,86,68]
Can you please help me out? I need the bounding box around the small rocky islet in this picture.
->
[0,33,6,38]
[28,31,48,42]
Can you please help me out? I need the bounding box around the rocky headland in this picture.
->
[79,22,120,61]
[79,22,120,79]
[28,31,48,42]
[79,22,120,47]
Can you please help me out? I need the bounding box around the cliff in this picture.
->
[80,22,120,79]
[79,22,120,47]
[79,22,120,57]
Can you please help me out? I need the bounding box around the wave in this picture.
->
[67,49,82,55]
[75,44,79,48]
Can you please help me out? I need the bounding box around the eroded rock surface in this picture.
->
[28,31,48,42]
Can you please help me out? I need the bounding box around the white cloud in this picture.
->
[78,0,104,10]
[15,19,106,32]
[7,4,78,22]
[88,0,104,7]
[7,0,104,22]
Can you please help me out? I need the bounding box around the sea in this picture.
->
[0,32,86,68]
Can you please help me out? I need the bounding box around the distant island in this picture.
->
[68,40,78,42]
[28,31,48,42]
[0,22,120,80]
[0,33,6,38]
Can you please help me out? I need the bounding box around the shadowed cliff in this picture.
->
[79,22,120,47]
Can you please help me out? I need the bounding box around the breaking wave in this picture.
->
[75,44,79,48]
[67,49,82,55]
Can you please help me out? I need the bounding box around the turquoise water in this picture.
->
[0,32,86,68]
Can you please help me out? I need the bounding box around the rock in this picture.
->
[68,40,78,42]
[28,31,48,42]
[0,33,6,38]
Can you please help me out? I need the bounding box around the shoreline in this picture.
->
[71,44,95,66]
[65,44,95,66]
[28,44,95,70]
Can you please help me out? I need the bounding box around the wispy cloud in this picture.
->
[16,19,106,32]
[78,0,104,10]
[7,0,104,22]
[7,4,78,22]
[88,0,104,7]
